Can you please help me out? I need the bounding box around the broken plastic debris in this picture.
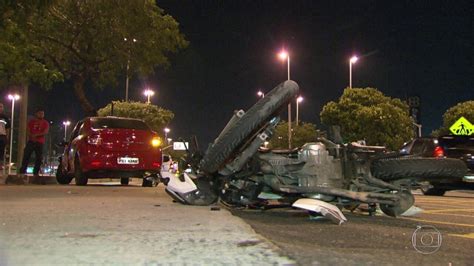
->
[400,205,423,216]
[293,198,348,225]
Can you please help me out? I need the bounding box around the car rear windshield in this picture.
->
[91,118,150,130]
[439,136,474,150]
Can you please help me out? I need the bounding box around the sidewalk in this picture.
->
[0,172,57,185]
[0,184,295,265]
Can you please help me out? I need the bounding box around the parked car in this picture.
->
[400,135,474,195]
[56,116,163,186]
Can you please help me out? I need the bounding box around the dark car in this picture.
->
[400,135,474,195]
[56,116,163,186]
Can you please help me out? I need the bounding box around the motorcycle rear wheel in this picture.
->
[371,157,467,181]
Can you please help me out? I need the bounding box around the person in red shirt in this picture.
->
[19,108,49,182]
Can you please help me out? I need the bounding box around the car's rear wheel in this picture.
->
[56,161,73,185]
[120,178,130,185]
[74,156,88,186]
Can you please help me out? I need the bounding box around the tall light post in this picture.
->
[349,55,358,89]
[144,89,155,104]
[278,50,290,80]
[296,96,303,126]
[164,128,170,144]
[257,90,265,98]
[7,94,20,175]
[413,122,422,137]
[278,50,292,149]
[124,37,137,102]
[62,121,71,141]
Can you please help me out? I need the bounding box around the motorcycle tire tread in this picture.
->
[199,80,299,174]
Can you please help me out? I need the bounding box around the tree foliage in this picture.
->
[1,0,187,114]
[268,121,320,149]
[97,101,174,136]
[320,87,414,150]
[432,100,474,136]
[0,1,62,88]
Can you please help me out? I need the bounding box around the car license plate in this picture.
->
[117,157,139,165]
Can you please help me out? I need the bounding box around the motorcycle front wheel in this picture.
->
[199,80,299,174]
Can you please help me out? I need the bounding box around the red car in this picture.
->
[56,116,163,186]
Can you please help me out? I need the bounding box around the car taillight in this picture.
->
[87,134,102,145]
[151,137,162,148]
[152,162,161,168]
[90,161,102,167]
[433,146,445,157]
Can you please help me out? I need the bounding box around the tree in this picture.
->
[4,0,187,114]
[0,1,62,88]
[97,101,174,136]
[432,101,474,136]
[320,87,414,150]
[268,121,320,149]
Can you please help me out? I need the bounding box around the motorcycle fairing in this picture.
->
[164,172,218,206]
[292,198,348,225]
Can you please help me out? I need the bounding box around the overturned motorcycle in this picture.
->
[161,81,467,224]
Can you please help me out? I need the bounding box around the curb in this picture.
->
[2,174,57,185]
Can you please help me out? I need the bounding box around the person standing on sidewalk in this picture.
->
[0,103,11,171]
[19,108,49,183]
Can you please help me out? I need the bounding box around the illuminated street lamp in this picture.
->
[164,127,170,142]
[278,49,292,149]
[124,37,137,101]
[296,96,303,126]
[257,90,265,98]
[349,55,358,89]
[144,89,155,104]
[7,94,20,175]
[278,50,291,81]
[62,120,71,141]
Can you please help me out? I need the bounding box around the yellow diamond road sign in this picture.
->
[449,117,474,136]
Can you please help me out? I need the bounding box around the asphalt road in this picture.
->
[232,190,474,265]
[1,179,473,265]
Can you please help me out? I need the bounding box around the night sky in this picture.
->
[15,0,474,146]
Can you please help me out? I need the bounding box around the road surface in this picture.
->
[232,190,474,265]
[1,179,473,265]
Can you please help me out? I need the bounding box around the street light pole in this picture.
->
[279,50,292,149]
[7,94,20,175]
[164,128,170,144]
[124,37,137,102]
[296,96,303,126]
[62,121,70,141]
[287,55,290,81]
[413,122,422,137]
[125,60,130,101]
[349,56,358,89]
[144,89,155,104]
